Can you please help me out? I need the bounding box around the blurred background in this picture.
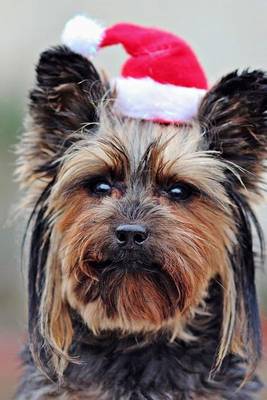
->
[0,1,266,398]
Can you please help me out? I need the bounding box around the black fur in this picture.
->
[199,70,267,191]
[23,179,56,378]
[27,46,105,180]
[229,191,264,370]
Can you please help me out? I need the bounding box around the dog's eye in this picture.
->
[91,181,112,196]
[167,183,195,201]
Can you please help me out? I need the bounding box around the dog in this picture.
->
[15,18,267,400]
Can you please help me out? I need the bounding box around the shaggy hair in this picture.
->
[15,46,267,400]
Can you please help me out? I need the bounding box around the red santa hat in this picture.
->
[62,16,208,123]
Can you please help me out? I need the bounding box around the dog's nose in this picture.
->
[115,224,148,246]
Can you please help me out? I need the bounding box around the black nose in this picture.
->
[115,224,148,246]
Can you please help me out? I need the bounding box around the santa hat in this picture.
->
[62,16,208,123]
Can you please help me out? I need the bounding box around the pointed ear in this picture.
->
[17,45,106,190]
[198,70,267,194]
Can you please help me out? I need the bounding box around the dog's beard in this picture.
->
[69,247,198,332]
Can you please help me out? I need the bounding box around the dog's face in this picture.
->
[51,119,233,337]
[17,46,267,375]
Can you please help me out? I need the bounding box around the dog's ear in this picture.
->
[199,71,267,374]
[17,45,105,192]
[198,70,267,195]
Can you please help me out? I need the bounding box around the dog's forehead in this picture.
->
[96,117,205,167]
[59,116,226,200]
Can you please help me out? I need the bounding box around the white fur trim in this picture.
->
[62,15,105,57]
[113,77,207,122]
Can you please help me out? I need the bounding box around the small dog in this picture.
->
[15,18,267,400]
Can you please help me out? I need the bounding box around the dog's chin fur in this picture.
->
[65,275,208,339]
[15,46,267,399]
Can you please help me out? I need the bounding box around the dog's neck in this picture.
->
[62,280,260,399]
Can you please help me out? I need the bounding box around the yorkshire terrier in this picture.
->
[15,18,267,400]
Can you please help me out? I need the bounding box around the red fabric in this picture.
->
[100,23,208,90]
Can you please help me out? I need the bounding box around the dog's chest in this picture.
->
[61,339,259,400]
[65,339,213,398]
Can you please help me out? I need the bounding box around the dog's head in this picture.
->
[17,46,267,377]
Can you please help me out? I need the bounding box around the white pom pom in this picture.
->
[62,15,105,57]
